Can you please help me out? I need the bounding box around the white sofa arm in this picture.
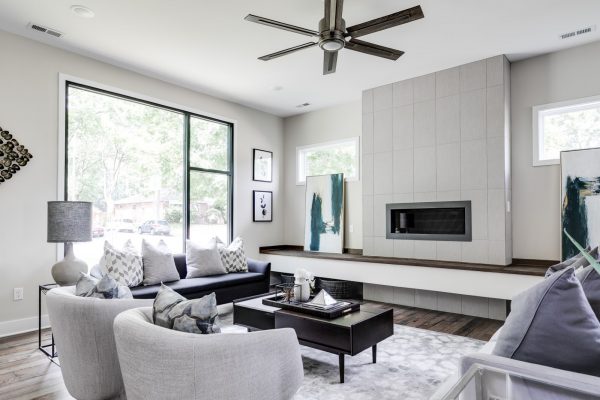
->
[432,353,600,400]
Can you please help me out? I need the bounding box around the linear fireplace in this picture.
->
[386,201,472,241]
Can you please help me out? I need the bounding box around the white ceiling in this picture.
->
[1,0,599,117]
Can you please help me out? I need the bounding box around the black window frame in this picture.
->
[64,81,234,250]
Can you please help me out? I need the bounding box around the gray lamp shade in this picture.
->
[47,201,93,243]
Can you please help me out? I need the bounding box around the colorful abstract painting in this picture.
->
[304,173,344,253]
[561,148,600,260]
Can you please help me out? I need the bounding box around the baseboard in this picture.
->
[0,314,50,339]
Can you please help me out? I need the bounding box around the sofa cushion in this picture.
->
[493,267,600,376]
[153,284,220,334]
[216,237,248,273]
[75,273,132,299]
[544,247,597,277]
[142,239,180,286]
[576,265,600,320]
[130,272,265,298]
[186,238,227,277]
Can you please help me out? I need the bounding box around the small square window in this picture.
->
[296,138,360,184]
[533,96,600,166]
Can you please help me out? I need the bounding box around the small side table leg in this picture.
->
[38,286,42,351]
[339,353,345,383]
[372,344,377,364]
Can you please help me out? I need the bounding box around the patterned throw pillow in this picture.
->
[75,273,133,299]
[152,284,220,334]
[215,237,248,273]
[103,240,143,287]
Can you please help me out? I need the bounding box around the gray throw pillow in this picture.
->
[142,239,180,286]
[493,267,600,376]
[216,236,248,273]
[75,273,133,299]
[576,265,600,320]
[545,246,598,277]
[152,284,221,334]
[186,238,227,278]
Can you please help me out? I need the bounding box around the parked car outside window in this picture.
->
[138,220,171,236]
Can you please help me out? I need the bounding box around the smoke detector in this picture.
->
[29,23,63,38]
[559,25,596,40]
[71,5,95,19]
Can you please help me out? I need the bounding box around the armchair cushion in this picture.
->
[493,267,600,376]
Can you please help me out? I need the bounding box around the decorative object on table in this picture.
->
[253,148,272,182]
[316,277,363,299]
[262,292,360,319]
[303,173,345,253]
[560,147,600,260]
[293,268,314,302]
[308,289,337,308]
[0,126,33,185]
[275,282,300,303]
[253,190,273,222]
[47,201,92,286]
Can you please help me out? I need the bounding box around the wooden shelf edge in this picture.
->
[259,245,554,277]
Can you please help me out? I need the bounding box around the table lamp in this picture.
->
[47,201,92,286]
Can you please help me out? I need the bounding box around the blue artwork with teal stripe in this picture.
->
[305,173,344,253]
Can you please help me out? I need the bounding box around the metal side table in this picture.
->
[39,283,58,362]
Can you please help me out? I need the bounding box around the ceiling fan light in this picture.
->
[320,39,344,52]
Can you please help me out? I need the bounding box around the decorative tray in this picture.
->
[262,294,360,319]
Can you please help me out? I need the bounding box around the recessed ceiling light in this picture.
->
[71,5,95,19]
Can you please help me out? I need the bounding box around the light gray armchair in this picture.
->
[113,307,304,400]
[46,287,152,400]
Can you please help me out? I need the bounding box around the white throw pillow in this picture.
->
[142,239,180,286]
[103,240,143,287]
[186,238,227,277]
[215,237,248,273]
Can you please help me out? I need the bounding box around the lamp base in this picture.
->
[51,243,88,286]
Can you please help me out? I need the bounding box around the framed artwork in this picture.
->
[561,147,600,260]
[253,149,272,182]
[253,190,272,222]
[303,173,344,253]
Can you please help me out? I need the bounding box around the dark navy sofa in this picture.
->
[129,255,271,304]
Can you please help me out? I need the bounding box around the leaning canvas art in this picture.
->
[304,173,344,253]
[561,147,600,260]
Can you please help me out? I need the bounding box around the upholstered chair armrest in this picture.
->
[114,308,303,400]
[247,258,271,276]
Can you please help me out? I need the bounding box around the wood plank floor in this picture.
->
[0,302,502,399]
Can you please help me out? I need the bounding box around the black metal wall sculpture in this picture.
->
[0,126,33,184]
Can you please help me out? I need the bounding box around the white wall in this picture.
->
[0,30,284,333]
[511,40,600,260]
[283,102,362,249]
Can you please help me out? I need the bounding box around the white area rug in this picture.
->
[294,325,483,400]
[219,305,484,400]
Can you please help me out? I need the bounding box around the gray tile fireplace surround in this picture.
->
[364,283,507,321]
[362,55,512,266]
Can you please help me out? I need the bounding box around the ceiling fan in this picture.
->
[245,1,424,75]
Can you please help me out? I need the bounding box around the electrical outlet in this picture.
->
[349,224,354,233]
[13,287,24,301]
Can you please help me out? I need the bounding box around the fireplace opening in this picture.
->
[386,201,472,241]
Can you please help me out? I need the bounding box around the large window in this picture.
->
[65,82,233,266]
[296,137,359,184]
[533,96,600,166]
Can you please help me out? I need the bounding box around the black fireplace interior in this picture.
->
[390,207,465,235]
[386,201,472,241]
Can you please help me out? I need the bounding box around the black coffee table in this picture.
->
[233,293,393,383]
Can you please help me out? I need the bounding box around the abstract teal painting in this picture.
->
[304,173,344,253]
[561,148,600,260]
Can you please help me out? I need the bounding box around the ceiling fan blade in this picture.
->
[324,0,345,31]
[258,42,317,61]
[323,51,338,75]
[345,39,404,60]
[245,14,318,37]
[346,5,424,38]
